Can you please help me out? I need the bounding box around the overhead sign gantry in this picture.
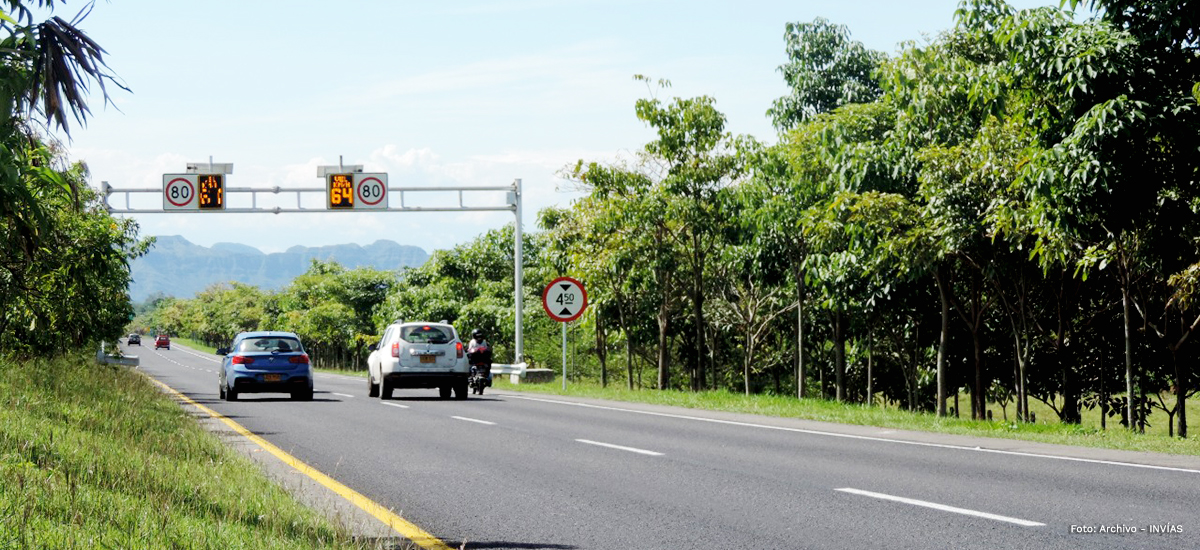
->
[101,156,527,363]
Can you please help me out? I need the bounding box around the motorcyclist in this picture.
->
[466,329,493,387]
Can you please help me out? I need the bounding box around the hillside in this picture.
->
[130,236,428,301]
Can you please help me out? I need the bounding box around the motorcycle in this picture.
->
[467,343,493,395]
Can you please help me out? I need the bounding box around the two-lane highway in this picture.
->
[129,342,1200,549]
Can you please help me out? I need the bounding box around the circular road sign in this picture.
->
[164,176,196,209]
[542,276,587,323]
[356,175,387,208]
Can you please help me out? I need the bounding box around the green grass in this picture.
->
[492,378,1200,456]
[0,353,378,549]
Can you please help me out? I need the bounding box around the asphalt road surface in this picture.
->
[127,342,1200,549]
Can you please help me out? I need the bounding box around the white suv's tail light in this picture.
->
[391,342,400,358]
[456,341,464,358]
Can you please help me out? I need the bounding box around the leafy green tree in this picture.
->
[634,79,742,390]
[561,159,683,389]
[0,1,139,355]
[768,17,887,132]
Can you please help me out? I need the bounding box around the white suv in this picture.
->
[367,321,470,399]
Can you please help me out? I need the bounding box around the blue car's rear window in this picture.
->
[237,337,303,353]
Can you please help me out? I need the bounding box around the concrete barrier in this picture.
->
[515,368,554,384]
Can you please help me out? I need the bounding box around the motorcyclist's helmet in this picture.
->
[472,329,484,340]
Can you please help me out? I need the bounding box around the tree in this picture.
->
[635,83,742,391]
[1,1,140,355]
[768,17,887,132]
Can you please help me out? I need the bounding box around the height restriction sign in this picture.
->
[542,277,587,322]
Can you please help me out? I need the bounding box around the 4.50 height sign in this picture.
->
[544,276,587,390]
[543,277,587,322]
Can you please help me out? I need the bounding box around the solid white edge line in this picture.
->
[576,439,663,456]
[506,395,1200,475]
[836,488,1045,527]
[451,416,496,426]
[381,402,410,409]
[332,393,354,398]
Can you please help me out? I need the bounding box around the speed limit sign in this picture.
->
[356,174,388,209]
[543,277,587,322]
[162,175,196,210]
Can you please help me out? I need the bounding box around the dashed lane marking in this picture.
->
[451,416,496,426]
[576,439,663,457]
[836,488,1045,527]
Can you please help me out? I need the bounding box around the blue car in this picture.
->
[217,331,313,401]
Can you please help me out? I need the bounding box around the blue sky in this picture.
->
[63,0,1061,253]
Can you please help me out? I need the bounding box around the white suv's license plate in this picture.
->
[419,355,436,364]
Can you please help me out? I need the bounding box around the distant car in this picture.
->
[367,321,469,400]
[155,335,170,350]
[217,331,313,401]
[127,334,141,345]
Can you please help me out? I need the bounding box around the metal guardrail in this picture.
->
[490,362,527,377]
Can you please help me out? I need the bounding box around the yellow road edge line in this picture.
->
[147,376,455,550]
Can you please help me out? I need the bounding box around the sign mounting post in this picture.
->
[543,276,587,390]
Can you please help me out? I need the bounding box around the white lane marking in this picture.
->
[836,488,1045,527]
[332,393,354,398]
[575,439,663,457]
[172,343,221,363]
[506,395,1200,475]
[451,416,496,426]
[381,402,410,409]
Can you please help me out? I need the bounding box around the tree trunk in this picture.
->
[693,233,706,392]
[596,311,608,388]
[796,263,806,399]
[618,304,633,391]
[970,276,985,421]
[866,331,873,406]
[834,308,846,402]
[657,302,671,390]
[1176,352,1188,438]
[1100,361,1107,431]
[935,267,950,417]
[743,332,752,396]
[1013,342,1023,422]
[1122,281,1136,430]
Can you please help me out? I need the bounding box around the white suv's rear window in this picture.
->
[400,325,454,344]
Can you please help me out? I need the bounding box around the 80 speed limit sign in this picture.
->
[543,277,587,322]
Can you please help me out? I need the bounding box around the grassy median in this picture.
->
[0,353,374,549]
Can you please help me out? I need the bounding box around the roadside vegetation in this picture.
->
[0,354,373,548]
[142,0,1200,445]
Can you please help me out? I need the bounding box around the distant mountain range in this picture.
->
[129,236,429,302]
